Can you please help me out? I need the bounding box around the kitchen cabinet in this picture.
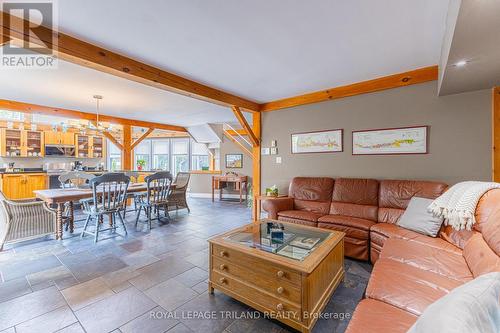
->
[0,173,47,199]
[44,131,75,145]
[75,135,106,158]
[0,129,44,157]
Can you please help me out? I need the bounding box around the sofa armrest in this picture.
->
[262,197,294,220]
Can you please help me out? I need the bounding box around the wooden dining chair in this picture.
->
[135,171,173,230]
[168,172,191,213]
[80,173,130,243]
[58,171,96,231]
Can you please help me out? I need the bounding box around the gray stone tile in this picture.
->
[0,327,15,333]
[0,286,66,331]
[121,250,160,269]
[0,253,62,281]
[191,281,209,294]
[184,252,209,270]
[174,267,208,288]
[100,266,141,293]
[15,305,77,333]
[144,279,198,311]
[61,277,114,311]
[166,323,193,333]
[75,287,157,333]
[55,323,85,333]
[120,306,178,333]
[225,315,289,333]
[176,292,249,332]
[0,276,32,303]
[129,256,194,291]
[27,265,76,291]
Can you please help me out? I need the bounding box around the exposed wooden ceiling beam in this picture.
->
[131,128,155,150]
[0,99,187,132]
[223,130,252,157]
[260,66,439,112]
[101,131,123,151]
[226,129,247,136]
[231,106,259,147]
[1,11,260,113]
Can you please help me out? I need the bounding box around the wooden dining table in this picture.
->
[34,182,176,240]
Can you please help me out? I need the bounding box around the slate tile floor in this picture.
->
[0,198,372,333]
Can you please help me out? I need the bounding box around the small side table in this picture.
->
[253,194,289,221]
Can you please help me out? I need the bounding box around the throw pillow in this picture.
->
[408,272,500,333]
[397,197,444,237]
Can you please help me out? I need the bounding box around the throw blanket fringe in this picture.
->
[428,181,500,231]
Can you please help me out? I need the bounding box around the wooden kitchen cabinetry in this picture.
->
[1,173,47,199]
[0,129,44,157]
[75,135,106,158]
[44,131,75,145]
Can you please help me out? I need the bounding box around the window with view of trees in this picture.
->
[191,141,209,171]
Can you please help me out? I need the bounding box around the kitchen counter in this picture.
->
[0,168,45,174]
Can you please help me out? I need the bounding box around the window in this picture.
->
[107,141,122,171]
[152,140,169,170]
[134,140,151,171]
[172,138,189,176]
[191,140,209,171]
[0,110,24,122]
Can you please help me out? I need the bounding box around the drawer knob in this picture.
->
[220,251,227,257]
[219,277,226,284]
[276,270,284,278]
[219,264,227,270]
[276,286,284,294]
[276,303,284,311]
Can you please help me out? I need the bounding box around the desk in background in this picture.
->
[212,175,248,203]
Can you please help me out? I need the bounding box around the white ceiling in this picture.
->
[2,0,451,126]
[438,0,500,95]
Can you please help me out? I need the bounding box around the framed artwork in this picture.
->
[352,126,428,155]
[225,154,243,168]
[291,129,343,154]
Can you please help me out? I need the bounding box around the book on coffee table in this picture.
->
[289,236,321,250]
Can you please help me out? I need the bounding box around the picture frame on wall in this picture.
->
[291,129,343,154]
[225,154,243,168]
[352,126,428,155]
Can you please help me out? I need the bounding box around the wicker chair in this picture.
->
[0,191,56,251]
[168,172,191,213]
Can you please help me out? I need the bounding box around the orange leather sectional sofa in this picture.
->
[263,177,500,332]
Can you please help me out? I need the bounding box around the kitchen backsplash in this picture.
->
[0,157,105,169]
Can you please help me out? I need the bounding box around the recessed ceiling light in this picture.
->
[454,60,468,67]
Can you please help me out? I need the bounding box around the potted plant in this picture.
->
[265,185,279,197]
[137,159,146,171]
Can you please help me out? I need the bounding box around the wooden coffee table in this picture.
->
[208,220,345,333]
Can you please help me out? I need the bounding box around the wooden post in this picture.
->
[122,125,132,170]
[493,87,500,182]
[252,112,261,221]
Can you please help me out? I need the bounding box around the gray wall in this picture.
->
[189,133,253,195]
[261,82,492,194]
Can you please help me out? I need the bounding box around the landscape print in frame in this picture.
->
[352,126,428,155]
[291,129,343,154]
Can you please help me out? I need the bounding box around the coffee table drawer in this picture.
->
[212,256,301,303]
[212,244,301,286]
[212,270,302,321]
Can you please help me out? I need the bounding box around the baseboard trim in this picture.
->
[188,193,247,199]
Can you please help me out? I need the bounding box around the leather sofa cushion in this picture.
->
[380,238,472,282]
[332,178,379,206]
[439,225,475,250]
[463,233,500,278]
[377,207,404,224]
[370,223,462,255]
[481,204,500,256]
[329,202,378,221]
[345,299,417,333]
[378,180,447,210]
[318,215,375,231]
[277,210,323,222]
[289,177,334,202]
[294,199,331,215]
[319,222,369,240]
[366,258,463,316]
[473,188,500,233]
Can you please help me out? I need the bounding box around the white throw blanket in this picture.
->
[428,181,500,231]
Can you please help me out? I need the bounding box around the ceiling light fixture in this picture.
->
[454,60,468,67]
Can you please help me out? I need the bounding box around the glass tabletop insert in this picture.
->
[223,220,333,261]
